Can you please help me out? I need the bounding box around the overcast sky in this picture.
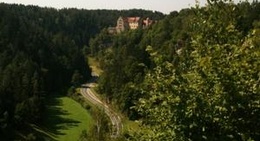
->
[0,0,252,14]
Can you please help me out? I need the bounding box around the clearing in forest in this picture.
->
[36,95,93,141]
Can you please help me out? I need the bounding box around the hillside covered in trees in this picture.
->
[0,3,164,140]
[90,0,260,140]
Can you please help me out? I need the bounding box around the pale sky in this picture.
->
[0,0,252,14]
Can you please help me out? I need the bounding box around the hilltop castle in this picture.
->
[108,16,154,34]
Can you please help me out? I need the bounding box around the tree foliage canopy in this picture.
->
[90,0,260,140]
[133,1,260,140]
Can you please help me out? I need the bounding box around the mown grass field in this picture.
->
[37,95,93,141]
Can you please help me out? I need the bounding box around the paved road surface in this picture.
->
[80,73,122,137]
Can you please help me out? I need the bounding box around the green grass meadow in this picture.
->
[35,95,93,141]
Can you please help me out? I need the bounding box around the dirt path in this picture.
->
[79,73,122,137]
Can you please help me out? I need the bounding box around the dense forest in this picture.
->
[90,0,260,140]
[0,3,164,140]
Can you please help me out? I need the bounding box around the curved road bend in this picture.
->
[80,73,122,137]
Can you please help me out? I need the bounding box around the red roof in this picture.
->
[127,17,140,23]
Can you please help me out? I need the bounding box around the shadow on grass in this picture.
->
[33,95,81,141]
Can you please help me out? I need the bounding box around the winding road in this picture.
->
[79,72,122,137]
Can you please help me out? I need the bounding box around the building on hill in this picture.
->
[116,16,129,33]
[116,16,142,33]
[127,17,141,30]
[108,16,154,34]
[143,17,153,29]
